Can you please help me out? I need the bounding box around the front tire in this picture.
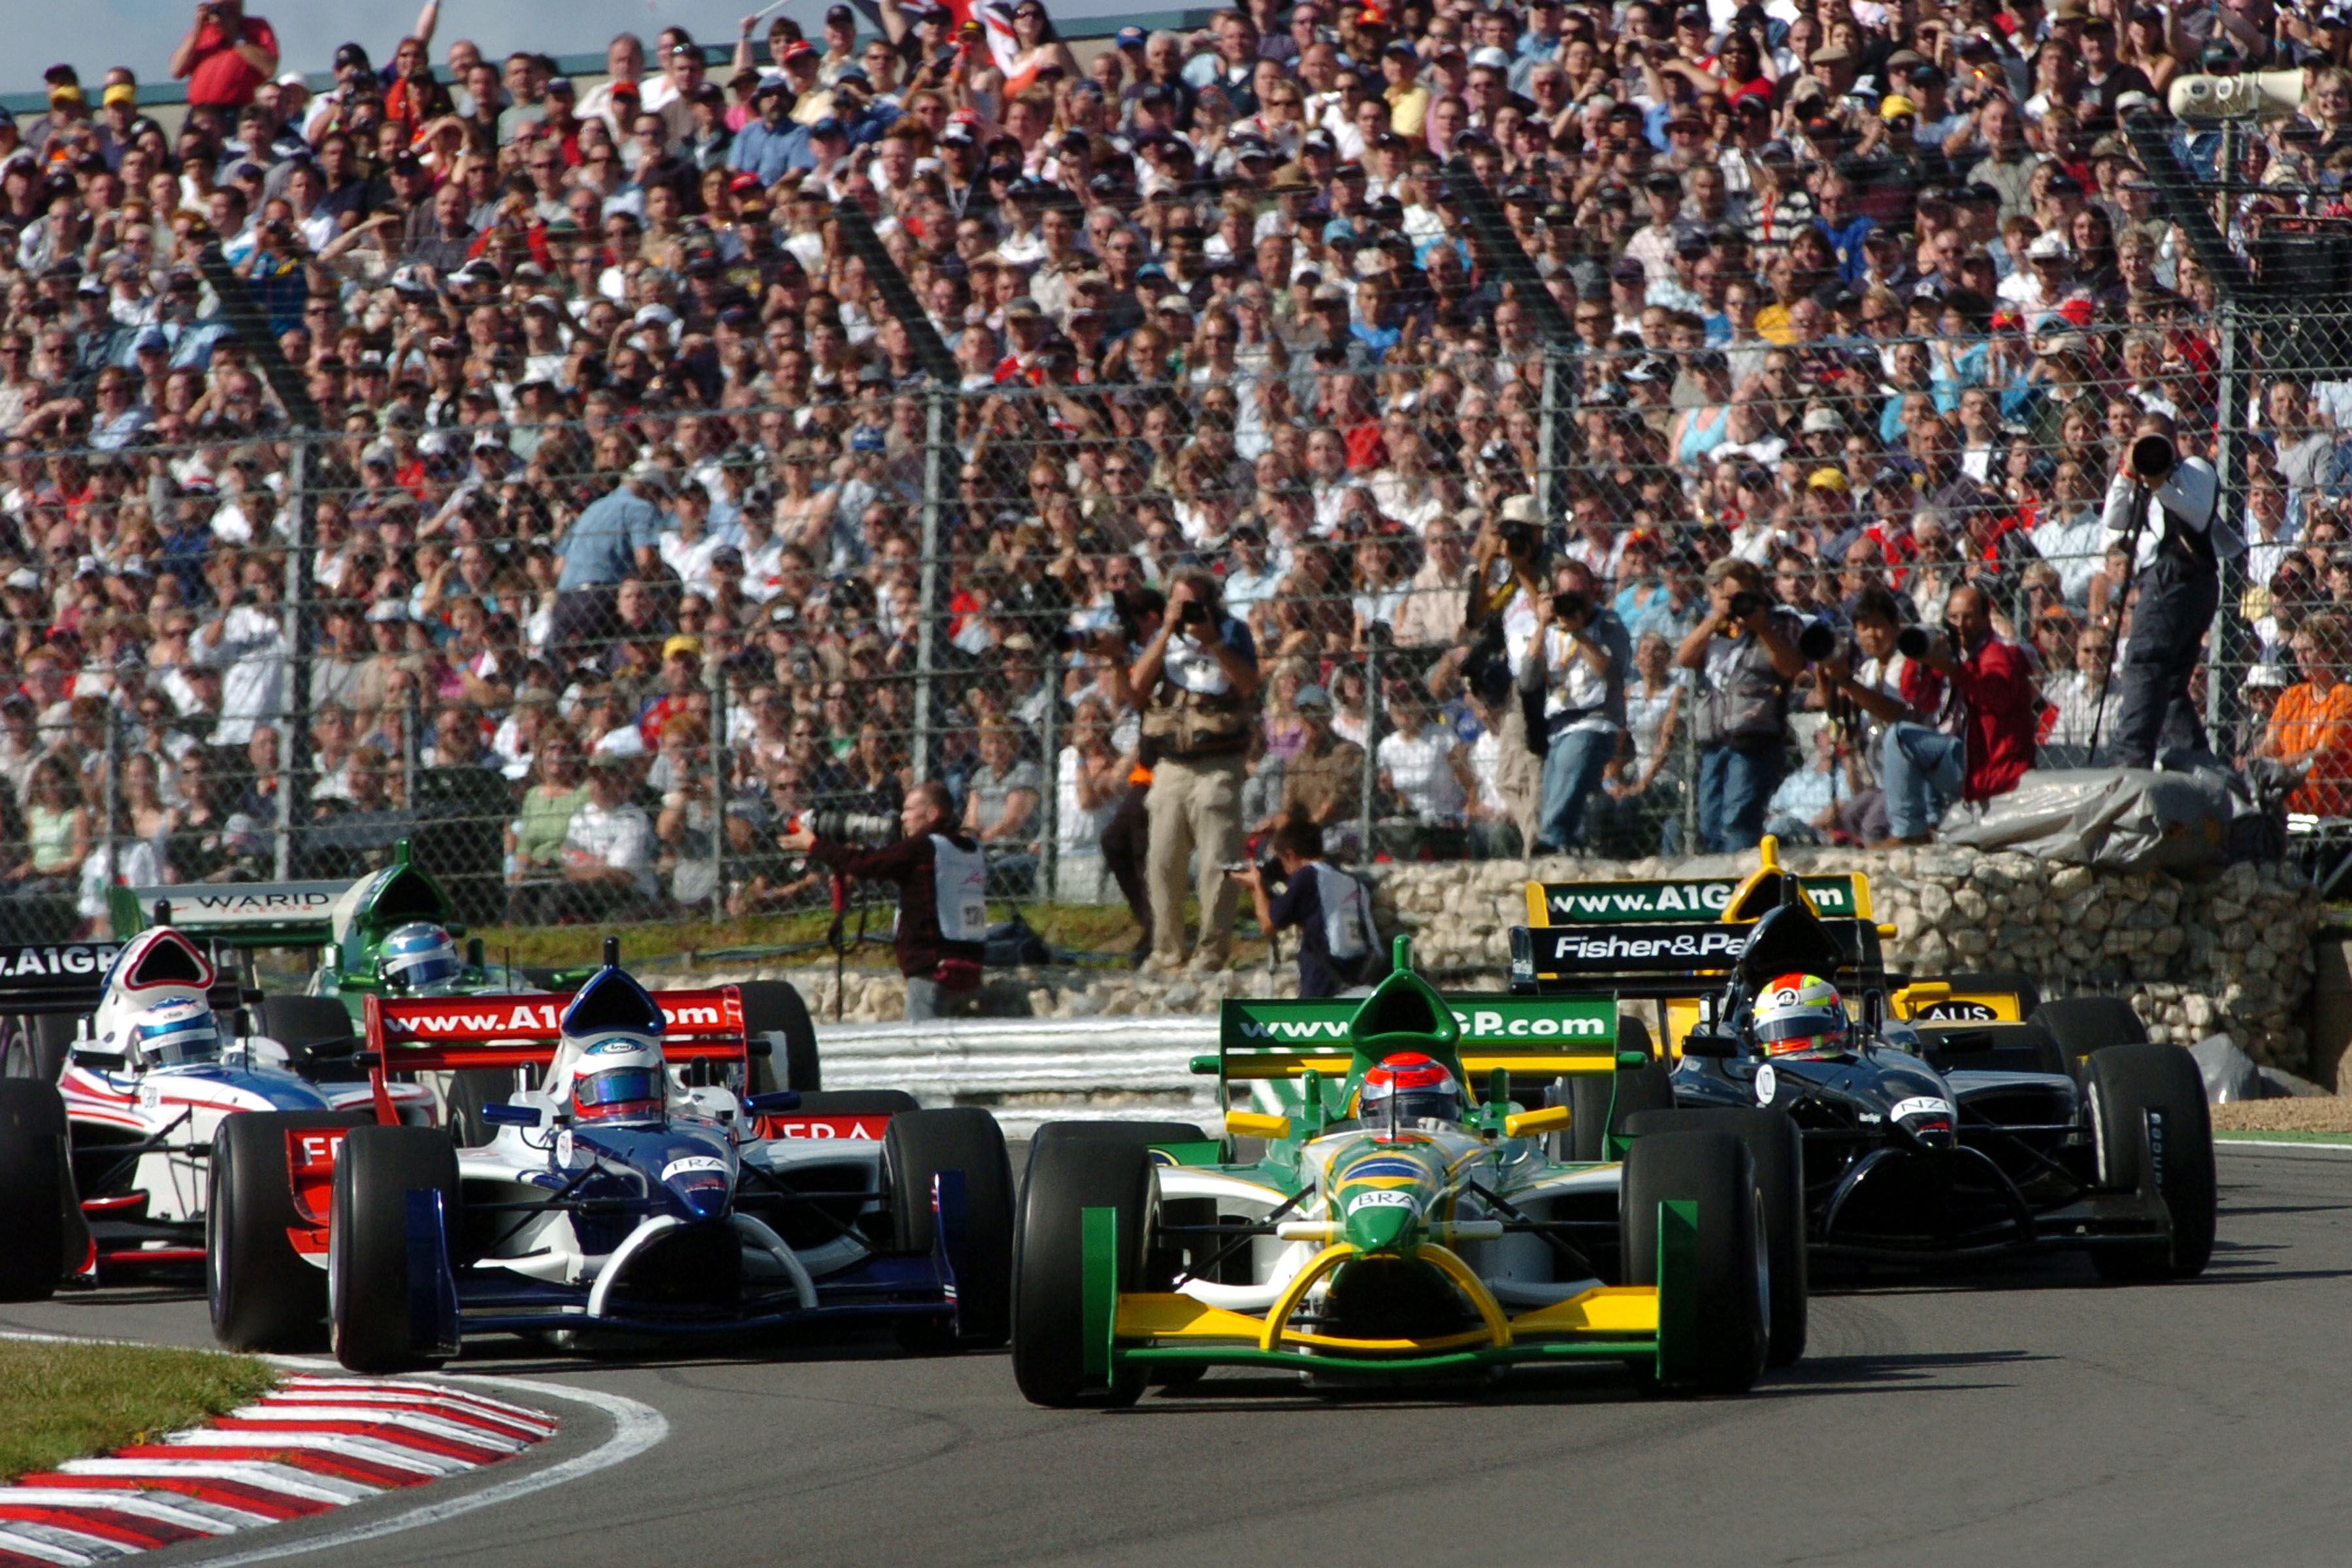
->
[1624,1129,1768,1395]
[885,1108,1014,1350]
[0,1080,68,1301]
[1012,1134,1154,1407]
[208,1111,360,1350]
[1625,1108,1806,1368]
[329,1126,461,1372]
[2086,1043,2216,1281]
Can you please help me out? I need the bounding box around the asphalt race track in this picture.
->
[7,1145,2349,1568]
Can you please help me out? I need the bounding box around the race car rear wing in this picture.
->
[0,937,242,1016]
[362,988,750,1073]
[108,881,348,949]
[1200,992,1620,1085]
[1524,869,1871,926]
[1505,917,1887,999]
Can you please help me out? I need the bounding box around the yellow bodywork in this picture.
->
[1115,1281,1661,1355]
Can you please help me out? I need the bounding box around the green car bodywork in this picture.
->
[1022,941,1757,1401]
[106,841,541,1023]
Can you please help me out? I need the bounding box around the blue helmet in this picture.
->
[378,922,462,994]
[131,998,221,1067]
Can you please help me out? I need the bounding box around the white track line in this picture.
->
[182,1377,666,1568]
[2216,1137,2352,1156]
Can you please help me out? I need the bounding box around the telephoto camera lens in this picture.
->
[1897,625,1932,659]
[1727,590,1765,619]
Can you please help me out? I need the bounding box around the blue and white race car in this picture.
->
[203,941,1011,1370]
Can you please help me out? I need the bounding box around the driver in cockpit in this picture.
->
[1358,1052,1467,1130]
[1752,973,1850,1058]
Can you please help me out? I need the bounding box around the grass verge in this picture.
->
[0,1339,277,1483]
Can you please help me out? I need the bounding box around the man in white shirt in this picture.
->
[192,564,286,747]
[561,755,658,914]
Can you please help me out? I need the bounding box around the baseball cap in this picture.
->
[1469,44,1511,69]
[101,84,136,109]
[1116,24,1146,46]
[366,599,409,623]
[334,41,371,70]
[662,634,704,662]
[1880,94,1917,120]
[1294,683,1333,712]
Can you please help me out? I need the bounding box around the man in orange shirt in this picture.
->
[2261,612,2352,817]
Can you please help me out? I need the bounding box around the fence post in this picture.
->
[1536,346,1559,529]
[1358,644,1380,864]
[709,661,728,918]
[2208,297,2243,742]
[914,385,947,785]
[274,437,306,880]
[1037,668,1058,907]
[103,697,119,896]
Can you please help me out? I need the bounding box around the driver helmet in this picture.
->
[378,922,463,994]
[130,997,223,1067]
[1754,972,1849,1058]
[1359,1052,1465,1127]
[563,1029,669,1126]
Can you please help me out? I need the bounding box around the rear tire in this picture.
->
[2085,1043,2216,1281]
[738,981,820,1096]
[2031,996,2149,1079]
[208,1111,357,1350]
[0,1080,67,1301]
[329,1126,461,1373]
[885,1108,1015,1350]
[444,1068,525,1149]
[1012,1134,1155,1407]
[1624,1129,1767,1395]
[1626,1109,1805,1367]
[253,996,357,1071]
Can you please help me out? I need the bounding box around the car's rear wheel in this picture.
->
[209,1111,358,1350]
[329,1126,461,1373]
[1574,1019,1674,1163]
[2031,996,2149,1079]
[1624,1128,1768,1395]
[444,1068,528,1148]
[738,981,820,1096]
[886,1108,1014,1351]
[1625,1108,1805,1367]
[1013,1132,1154,1407]
[2085,1043,2216,1281]
[0,1080,68,1301]
[253,996,358,1073]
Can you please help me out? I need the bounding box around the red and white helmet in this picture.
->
[1753,972,1849,1058]
[1359,1052,1465,1126]
[558,1029,668,1126]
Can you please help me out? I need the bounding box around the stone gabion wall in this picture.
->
[1369,847,2319,1070]
[672,847,2319,1070]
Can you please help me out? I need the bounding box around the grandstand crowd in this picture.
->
[0,0,2349,953]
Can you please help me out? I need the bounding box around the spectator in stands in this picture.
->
[506,728,585,922]
[963,719,1041,894]
[2260,612,2352,817]
[560,753,659,919]
[1520,564,1627,855]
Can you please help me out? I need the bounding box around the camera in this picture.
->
[787,809,899,843]
[1727,590,1765,619]
[2129,433,2178,483]
[1179,599,1210,626]
[1897,623,1955,660]
[1551,591,1590,623]
[1499,518,1539,557]
[1223,857,1286,891]
[1795,618,1840,662]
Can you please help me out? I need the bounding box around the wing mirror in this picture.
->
[1680,1030,1740,1059]
[745,1089,802,1114]
[1225,1111,1292,1141]
[1503,1104,1571,1140]
[482,1102,543,1128]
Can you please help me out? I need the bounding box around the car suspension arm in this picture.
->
[1464,1181,1601,1279]
[1171,1186,1312,1288]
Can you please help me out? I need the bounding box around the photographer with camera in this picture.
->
[1130,567,1260,975]
[1520,564,1629,855]
[1814,585,1947,845]
[171,0,279,114]
[1675,557,1807,853]
[781,781,988,1022]
[1869,584,2042,843]
[1229,814,1386,999]
[2099,411,2242,768]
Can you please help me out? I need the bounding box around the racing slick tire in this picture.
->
[1625,1109,1806,1368]
[738,981,821,1096]
[1573,1020,1674,1163]
[0,1080,69,1301]
[1022,1120,1209,1183]
[1624,1129,1768,1396]
[209,1111,361,1350]
[444,1068,530,1149]
[886,1108,1015,1352]
[1013,1132,1154,1407]
[2031,996,2149,1079]
[1,1014,77,1085]
[329,1125,461,1373]
[2085,1043,2217,1282]
[253,996,358,1071]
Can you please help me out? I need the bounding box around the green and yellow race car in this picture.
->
[1010,941,1801,1405]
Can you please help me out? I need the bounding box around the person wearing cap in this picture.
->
[2099,409,2239,770]
[728,73,809,184]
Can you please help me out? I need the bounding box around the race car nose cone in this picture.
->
[1343,1194,1420,1256]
